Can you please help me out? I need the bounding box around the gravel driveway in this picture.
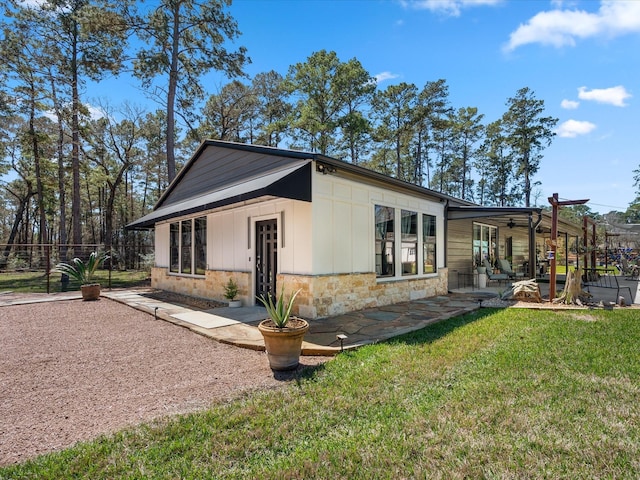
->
[0,298,329,466]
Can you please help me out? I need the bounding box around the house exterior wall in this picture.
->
[152,197,312,305]
[311,170,446,275]
[151,159,449,318]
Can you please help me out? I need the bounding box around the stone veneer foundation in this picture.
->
[151,267,251,306]
[151,267,448,319]
[279,269,448,319]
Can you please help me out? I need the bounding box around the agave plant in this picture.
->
[53,251,109,285]
[257,286,301,328]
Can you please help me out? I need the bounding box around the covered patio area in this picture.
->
[447,206,585,291]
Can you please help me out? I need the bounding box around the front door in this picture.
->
[256,219,278,300]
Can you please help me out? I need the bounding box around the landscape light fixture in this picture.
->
[336,333,348,352]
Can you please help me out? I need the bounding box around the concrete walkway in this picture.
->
[102,290,485,356]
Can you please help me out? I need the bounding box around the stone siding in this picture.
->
[279,269,448,318]
[151,267,251,306]
[152,267,448,318]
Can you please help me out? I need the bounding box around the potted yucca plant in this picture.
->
[257,286,308,370]
[52,251,109,301]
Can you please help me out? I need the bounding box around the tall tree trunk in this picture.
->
[165,2,181,183]
[49,71,68,265]
[29,91,48,248]
[523,150,531,207]
[71,20,82,247]
[85,176,97,244]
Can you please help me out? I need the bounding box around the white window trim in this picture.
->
[375,204,438,282]
[169,216,207,277]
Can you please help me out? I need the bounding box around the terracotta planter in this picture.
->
[258,317,309,371]
[80,284,101,301]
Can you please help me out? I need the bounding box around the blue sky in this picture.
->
[99,0,640,214]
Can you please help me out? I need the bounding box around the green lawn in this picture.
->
[2,308,639,479]
[0,270,149,293]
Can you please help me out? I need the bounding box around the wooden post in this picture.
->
[547,193,589,301]
[549,194,559,300]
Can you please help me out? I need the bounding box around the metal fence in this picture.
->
[0,243,154,293]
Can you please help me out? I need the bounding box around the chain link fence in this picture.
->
[0,244,154,293]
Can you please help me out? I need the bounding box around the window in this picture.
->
[375,205,438,278]
[473,223,497,269]
[375,206,395,277]
[423,214,437,274]
[170,222,180,273]
[401,210,417,275]
[169,217,207,275]
[194,217,207,275]
[181,219,192,273]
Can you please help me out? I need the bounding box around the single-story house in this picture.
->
[128,140,584,318]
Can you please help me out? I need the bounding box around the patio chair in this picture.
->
[484,258,510,285]
[497,259,525,280]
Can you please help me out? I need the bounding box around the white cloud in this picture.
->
[556,119,596,138]
[561,99,580,109]
[19,0,45,7]
[374,71,400,84]
[505,1,640,51]
[87,105,106,120]
[578,85,631,107]
[402,0,502,17]
[42,104,105,122]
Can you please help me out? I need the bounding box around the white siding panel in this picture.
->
[332,200,352,273]
[313,196,334,274]
[188,199,311,275]
[352,187,368,204]
[351,203,371,271]
[219,211,234,270]
[291,201,313,274]
[232,209,249,268]
[333,182,351,200]
[311,172,444,276]
[208,212,224,268]
[155,223,170,267]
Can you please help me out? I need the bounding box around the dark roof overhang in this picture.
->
[126,162,311,230]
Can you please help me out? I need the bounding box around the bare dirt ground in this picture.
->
[0,298,330,466]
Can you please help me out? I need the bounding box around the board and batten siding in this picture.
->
[154,223,170,268]
[446,218,533,289]
[311,170,445,276]
[447,219,474,289]
[153,198,313,275]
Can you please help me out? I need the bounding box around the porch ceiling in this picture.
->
[447,206,542,221]
[447,206,583,237]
